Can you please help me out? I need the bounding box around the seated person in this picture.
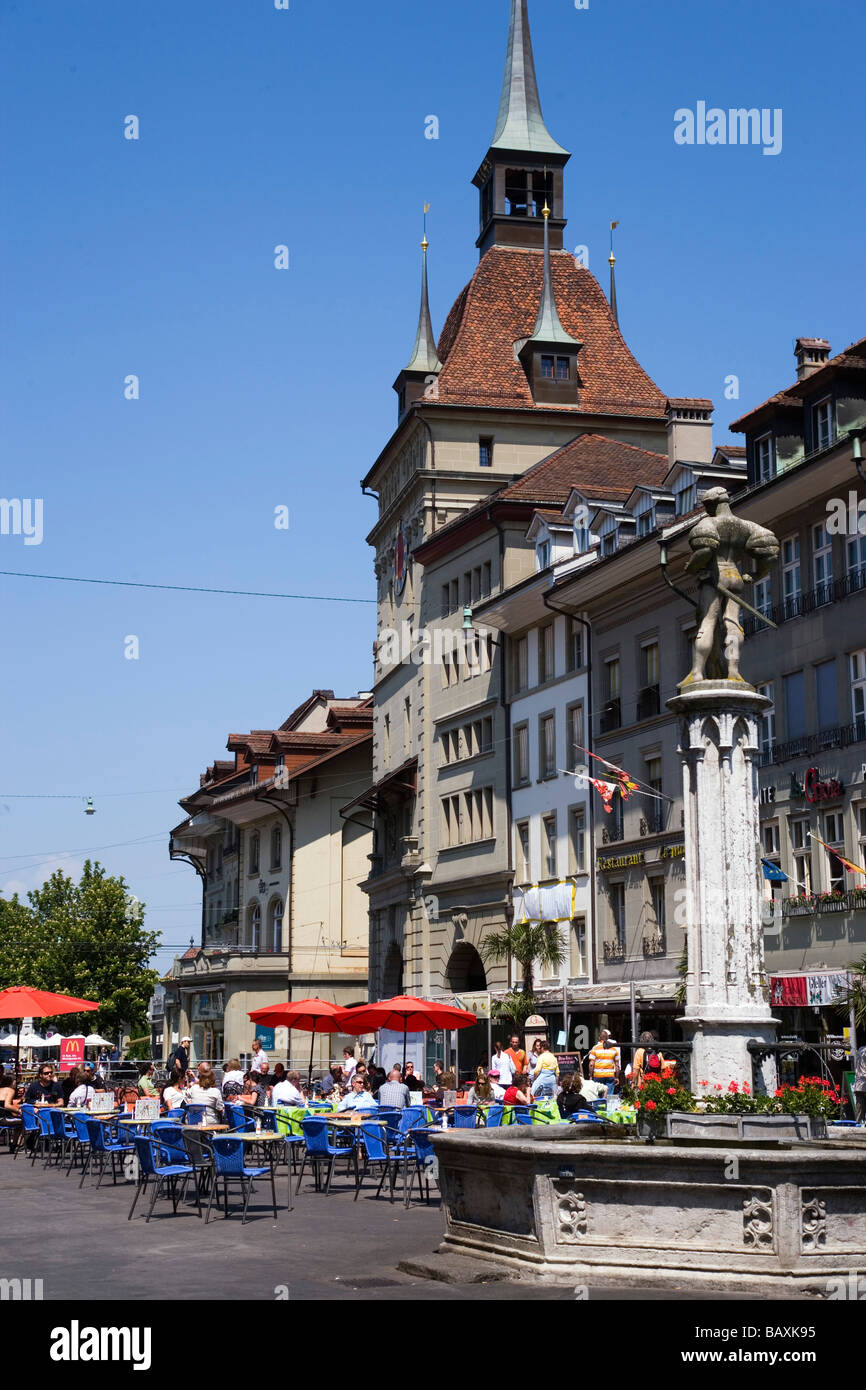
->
[485,1068,507,1100]
[403,1062,424,1093]
[272,1069,305,1108]
[162,1077,186,1110]
[466,1068,495,1104]
[68,1067,97,1108]
[138,1064,158,1097]
[270,1062,287,1090]
[25,1064,63,1106]
[557,1072,596,1116]
[221,1057,245,1098]
[183,1063,225,1126]
[502,1072,533,1107]
[320,1065,342,1098]
[236,1072,268,1108]
[0,1081,24,1114]
[337,1075,379,1112]
[432,1070,457,1108]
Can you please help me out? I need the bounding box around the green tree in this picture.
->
[0,860,160,1039]
[835,954,866,1032]
[481,919,565,996]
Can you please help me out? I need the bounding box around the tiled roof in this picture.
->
[226,732,274,755]
[498,433,669,505]
[434,246,668,417]
[667,397,713,410]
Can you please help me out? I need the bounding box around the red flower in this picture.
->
[634,1101,641,1110]
[645,1100,657,1111]
[728,1081,739,1093]
[667,1088,676,1096]
[700,1080,709,1087]
[774,1088,783,1098]
[714,1084,723,1091]
[742,1083,751,1093]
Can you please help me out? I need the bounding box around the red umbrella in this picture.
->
[0,986,100,1082]
[247,998,351,1086]
[338,995,477,1071]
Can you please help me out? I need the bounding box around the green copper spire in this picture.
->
[491,0,568,157]
[404,236,442,375]
[529,204,580,347]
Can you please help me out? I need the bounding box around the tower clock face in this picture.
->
[394,524,408,595]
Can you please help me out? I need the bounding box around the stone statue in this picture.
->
[682,488,779,684]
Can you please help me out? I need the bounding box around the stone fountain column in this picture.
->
[667,681,778,1093]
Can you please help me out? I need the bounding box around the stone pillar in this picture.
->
[667,682,778,1093]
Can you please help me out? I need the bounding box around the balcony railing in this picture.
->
[744,567,866,636]
[782,890,866,917]
[643,935,666,957]
[636,685,661,721]
[603,940,626,963]
[760,718,866,767]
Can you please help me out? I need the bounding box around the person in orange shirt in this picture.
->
[588,1029,620,1097]
[505,1033,527,1075]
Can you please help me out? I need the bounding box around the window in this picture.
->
[757,682,775,759]
[479,437,494,468]
[270,826,282,871]
[851,649,866,734]
[481,561,491,597]
[790,819,812,897]
[566,703,585,771]
[542,814,557,879]
[816,659,837,732]
[471,567,481,603]
[781,536,801,618]
[269,899,283,953]
[538,623,554,683]
[812,523,834,605]
[249,832,260,876]
[609,883,626,949]
[570,917,587,976]
[248,902,261,952]
[636,504,655,538]
[762,821,780,856]
[404,696,411,752]
[645,756,664,833]
[441,794,462,848]
[450,578,459,611]
[848,535,866,587]
[536,539,551,572]
[674,472,697,517]
[752,576,771,619]
[566,617,583,672]
[602,657,621,732]
[569,807,586,874]
[441,584,450,618]
[814,399,835,451]
[573,513,590,555]
[539,714,556,779]
[514,635,529,693]
[755,433,775,482]
[824,813,845,893]
[649,879,666,946]
[541,355,555,379]
[784,670,806,742]
[601,526,618,557]
[462,787,493,842]
[480,716,493,754]
[516,821,531,882]
[384,714,391,763]
[556,356,570,380]
[638,641,660,719]
[513,723,530,786]
[607,792,624,843]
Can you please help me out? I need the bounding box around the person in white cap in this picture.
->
[169,1036,191,1078]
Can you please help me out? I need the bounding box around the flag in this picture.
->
[809,831,866,877]
[610,220,619,230]
[588,777,617,813]
[762,858,788,883]
[770,975,807,1008]
[424,202,431,214]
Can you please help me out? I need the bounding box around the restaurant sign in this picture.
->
[659,843,685,859]
[596,851,644,873]
[59,1036,86,1073]
[453,991,491,1019]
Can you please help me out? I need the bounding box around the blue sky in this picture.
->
[1,0,863,975]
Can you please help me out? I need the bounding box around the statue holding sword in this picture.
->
[681,487,779,685]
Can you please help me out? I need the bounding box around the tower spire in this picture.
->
[492,0,568,156]
[609,220,620,329]
[530,203,580,347]
[404,221,442,375]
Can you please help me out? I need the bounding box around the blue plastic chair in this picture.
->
[127,1135,202,1223]
[512,1106,535,1126]
[483,1104,504,1128]
[0,1107,21,1154]
[83,1117,135,1188]
[151,1122,188,1165]
[354,1122,398,1203]
[183,1104,206,1126]
[206,1135,277,1224]
[404,1128,438,1208]
[398,1106,426,1134]
[453,1105,478,1129]
[66,1112,93,1176]
[296,1118,358,1195]
[165,1108,185,1121]
[17,1104,40,1160]
[33,1108,58,1166]
[47,1108,76,1165]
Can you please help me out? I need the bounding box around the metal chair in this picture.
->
[83,1117,135,1188]
[452,1105,479,1129]
[354,1122,399,1203]
[206,1135,277,1224]
[296,1118,358,1196]
[404,1128,439,1208]
[127,1135,202,1223]
[483,1104,504,1128]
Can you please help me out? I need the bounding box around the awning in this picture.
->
[340,757,417,816]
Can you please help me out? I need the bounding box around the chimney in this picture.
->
[794,338,830,382]
[666,398,714,467]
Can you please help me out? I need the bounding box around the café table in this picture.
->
[232,1130,293,1212]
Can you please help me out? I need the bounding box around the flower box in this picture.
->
[665,1112,823,1141]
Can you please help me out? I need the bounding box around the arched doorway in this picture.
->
[446,942,486,993]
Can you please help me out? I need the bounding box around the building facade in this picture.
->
[166,690,372,1066]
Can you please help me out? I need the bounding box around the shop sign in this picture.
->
[453,991,491,1019]
[804,766,843,803]
[596,851,645,872]
[659,843,685,860]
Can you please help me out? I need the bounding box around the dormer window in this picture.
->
[634,494,656,537]
[814,399,835,451]
[602,531,617,557]
[537,539,551,571]
[556,357,570,380]
[573,512,590,554]
[541,356,554,379]
[755,433,775,482]
[674,470,697,517]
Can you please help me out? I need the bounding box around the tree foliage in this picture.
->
[0,860,160,1039]
[481,920,565,994]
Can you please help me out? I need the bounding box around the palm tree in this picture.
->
[835,954,866,1031]
[481,920,565,997]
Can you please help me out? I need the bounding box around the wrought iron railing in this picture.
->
[744,567,866,636]
[760,719,866,767]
